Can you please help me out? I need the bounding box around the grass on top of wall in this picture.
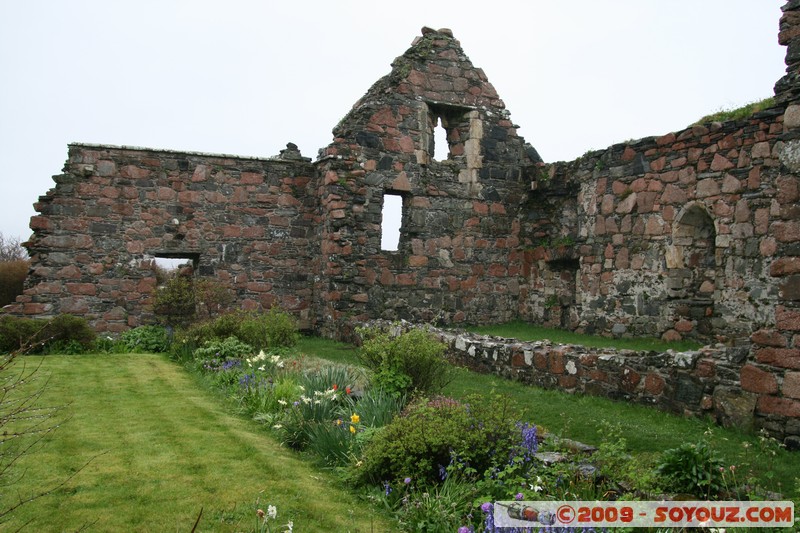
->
[692,96,776,126]
[464,321,703,352]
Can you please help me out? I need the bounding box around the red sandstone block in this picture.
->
[23,303,47,315]
[240,172,263,185]
[751,329,788,347]
[621,146,636,162]
[620,368,641,392]
[558,375,577,389]
[772,221,800,243]
[770,258,800,277]
[644,373,665,395]
[695,359,716,378]
[533,352,548,370]
[776,306,800,331]
[656,133,676,146]
[756,347,800,369]
[549,352,565,374]
[66,283,96,296]
[397,273,416,286]
[710,153,734,171]
[783,372,800,399]
[757,395,800,418]
[740,364,778,394]
[472,201,489,215]
[675,319,693,333]
[512,352,525,368]
[408,255,428,267]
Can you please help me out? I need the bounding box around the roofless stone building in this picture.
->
[6,3,800,444]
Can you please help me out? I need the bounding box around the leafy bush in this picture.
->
[357,327,452,396]
[193,336,254,360]
[120,326,170,353]
[0,260,29,307]
[152,275,195,327]
[238,307,299,350]
[355,393,522,487]
[0,314,95,354]
[655,441,724,498]
[175,308,299,354]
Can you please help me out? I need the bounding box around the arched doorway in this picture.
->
[666,203,717,337]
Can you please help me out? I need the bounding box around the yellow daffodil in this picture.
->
[350,413,360,424]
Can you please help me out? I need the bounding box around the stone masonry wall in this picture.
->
[311,27,539,338]
[6,5,800,440]
[7,143,317,331]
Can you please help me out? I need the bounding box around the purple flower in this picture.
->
[481,502,495,532]
[403,477,411,485]
[514,492,524,500]
[458,527,473,533]
[383,481,392,496]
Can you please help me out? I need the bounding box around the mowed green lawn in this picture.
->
[2,354,393,532]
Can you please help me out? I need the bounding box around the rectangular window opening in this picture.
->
[381,193,403,251]
[433,116,449,161]
[152,253,199,283]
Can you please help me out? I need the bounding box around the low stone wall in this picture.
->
[362,320,798,449]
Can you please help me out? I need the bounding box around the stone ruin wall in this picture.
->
[310,27,538,339]
[11,144,318,331]
[5,4,800,441]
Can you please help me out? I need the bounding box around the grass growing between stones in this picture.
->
[298,337,800,500]
[465,320,703,352]
[3,354,391,532]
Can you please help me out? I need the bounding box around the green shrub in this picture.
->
[0,314,95,354]
[152,276,195,327]
[193,336,254,361]
[655,441,724,498]
[355,393,521,486]
[176,312,242,348]
[0,315,41,353]
[0,260,28,307]
[357,327,452,396]
[239,307,299,349]
[120,326,170,353]
[175,308,299,353]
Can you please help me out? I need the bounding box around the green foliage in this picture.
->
[656,440,724,498]
[355,393,521,486]
[379,476,477,532]
[0,314,95,354]
[342,388,406,428]
[174,309,299,358]
[193,336,254,360]
[305,421,356,467]
[238,307,300,350]
[152,275,195,327]
[693,97,775,126]
[0,260,28,307]
[120,325,170,353]
[357,327,452,396]
[152,276,234,327]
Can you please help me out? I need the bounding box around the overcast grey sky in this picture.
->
[0,1,787,244]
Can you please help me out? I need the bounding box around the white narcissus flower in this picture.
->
[267,505,277,519]
[287,520,293,532]
[278,399,287,406]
